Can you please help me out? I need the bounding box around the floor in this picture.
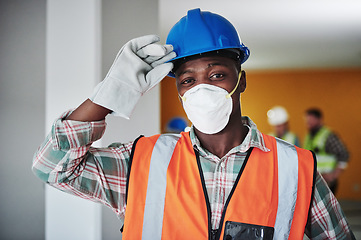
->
[340,200,361,239]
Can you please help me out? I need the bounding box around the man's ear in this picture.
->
[239,70,247,93]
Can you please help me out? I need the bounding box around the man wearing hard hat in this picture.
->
[303,108,349,195]
[267,106,300,146]
[32,8,355,240]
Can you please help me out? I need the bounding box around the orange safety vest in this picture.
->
[123,132,316,240]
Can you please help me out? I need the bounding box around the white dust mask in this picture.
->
[180,73,241,134]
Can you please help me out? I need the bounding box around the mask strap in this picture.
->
[226,71,242,99]
[179,94,186,102]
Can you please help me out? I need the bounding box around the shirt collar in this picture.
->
[189,116,270,155]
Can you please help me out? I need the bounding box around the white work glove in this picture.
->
[90,35,176,119]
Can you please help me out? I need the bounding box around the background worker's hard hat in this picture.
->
[267,106,289,126]
[166,8,249,76]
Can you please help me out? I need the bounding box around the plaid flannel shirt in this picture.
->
[325,132,350,169]
[32,111,355,239]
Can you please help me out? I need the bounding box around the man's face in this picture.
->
[274,122,288,137]
[174,56,244,99]
[305,114,321,131]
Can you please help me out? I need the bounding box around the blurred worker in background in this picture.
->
[267,106,300,146]
[32,8,355,240]
[304,108,349,194]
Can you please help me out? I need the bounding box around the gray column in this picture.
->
[101,1,161,239]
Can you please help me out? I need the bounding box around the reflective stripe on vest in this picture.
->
[273,138,298,239]
[123,133,314,240]
[304,127,330,150]
[304,127,336,173]
[142,134,181,239]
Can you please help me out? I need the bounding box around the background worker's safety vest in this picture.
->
[269,131,298,146]
[123,132,315,240]
[304,126,336,173]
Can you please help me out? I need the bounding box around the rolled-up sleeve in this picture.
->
[32,111,133,221]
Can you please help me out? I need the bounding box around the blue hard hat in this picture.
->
[166,117,188,133]
[166,8,250,76]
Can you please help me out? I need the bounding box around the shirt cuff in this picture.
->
[51,110,106,150]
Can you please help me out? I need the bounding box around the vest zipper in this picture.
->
[211,229,218,240]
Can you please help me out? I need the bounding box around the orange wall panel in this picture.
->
[160,77,189,133]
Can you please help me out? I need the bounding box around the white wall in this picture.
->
[0,0,46,239]
[0,0,160,239]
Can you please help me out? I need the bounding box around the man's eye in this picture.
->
[181,78,194,85]
[210,73,224,80]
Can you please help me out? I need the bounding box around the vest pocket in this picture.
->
[223,221,274,240]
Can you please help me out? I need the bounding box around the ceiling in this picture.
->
[159,0,361,70]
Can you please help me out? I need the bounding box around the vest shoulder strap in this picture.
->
[123,133,184,238]
[262,134,316,239]
[126,133,182,204]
